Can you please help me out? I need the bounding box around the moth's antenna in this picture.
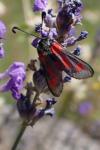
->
[12,26,40,38]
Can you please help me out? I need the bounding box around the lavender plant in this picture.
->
[0,0,94,150]
[0,21,6,58]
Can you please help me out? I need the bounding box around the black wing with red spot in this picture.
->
[39,53,63,97]
[51,41,94,79]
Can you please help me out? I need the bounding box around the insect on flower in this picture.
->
[12,26,94,97]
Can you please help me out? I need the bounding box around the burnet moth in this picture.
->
[12,27,94,97]
[36,38,94,97]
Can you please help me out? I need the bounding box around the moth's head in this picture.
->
[38,37,51,50]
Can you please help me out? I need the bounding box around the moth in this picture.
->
[12,27,94,97]
[36,37,94,97]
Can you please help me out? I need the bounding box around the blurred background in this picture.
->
[0,0,100,150]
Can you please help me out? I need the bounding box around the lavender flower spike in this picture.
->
[0,20,6,58]
[0,20,6,39]
[33,0,48,12]
[0,43,5,58]
[0,62,26,100]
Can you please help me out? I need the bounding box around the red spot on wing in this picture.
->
[51,42,73,69]
[50,41,94,79]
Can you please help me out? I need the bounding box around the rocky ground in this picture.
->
[0,105,100,150]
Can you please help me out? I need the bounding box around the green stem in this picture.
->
[11,122,27,150]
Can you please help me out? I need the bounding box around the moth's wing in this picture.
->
[63,51,94,79]
[51,44,94,79]
[33,69,48,93]
[39,53,63,97]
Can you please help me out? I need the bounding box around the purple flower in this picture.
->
[34,23,49,37]
[35,23,42,33]
[56,0,83,42]
[62,36,76,47]
[0,62,26,100]
[0,21,6,58]
[63,76,71,83]
[34,22,57,38]
[35,107,55,118]
[62,30,88,47]
[68,26,76,37]
[45,98,57,109]
[74,0,83,15]
[41,30,48,37]
[43,13,56,28]
[17,94,36,120]
[73,46,81,56]
[0,20,6,39]
[73,0,83,24]
[77,31,88,41]
[33,0,48,12]
[56,5,73,31]
[0,43,5,58]
[37,98,56,117]
[78,101,93,116]
[32,38,40,48]
[49,28,58,39]
[56,6,74,42]
[44,108,55,117]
